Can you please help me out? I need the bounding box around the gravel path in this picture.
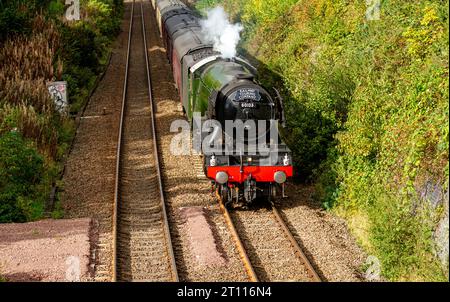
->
[0,219,93,282]
[61,2,131,282]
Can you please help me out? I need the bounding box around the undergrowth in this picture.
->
[0,0,123,222]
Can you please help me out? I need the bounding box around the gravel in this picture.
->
[277,184,367,281]
[0,219,93,282]
[60,2,131,282]
[231,207,312,282]
[179,207,227,267]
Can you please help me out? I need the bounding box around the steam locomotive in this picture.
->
[151,0,293,206]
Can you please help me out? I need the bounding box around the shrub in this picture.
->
[0,131,45,222]
[61,22,102,72]
[0,0,54,41]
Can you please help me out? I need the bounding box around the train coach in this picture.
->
[151,0,293,206]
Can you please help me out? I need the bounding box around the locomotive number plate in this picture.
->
[240,102,257,109]
[235,88,261,102]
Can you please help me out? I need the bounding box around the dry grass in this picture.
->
[0,15,62,159]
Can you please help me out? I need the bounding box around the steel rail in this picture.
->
[216,191,259,282]
[271,203,322,282]
[140,0,179,282]
[216,190,322,282]
[112,0,134,282]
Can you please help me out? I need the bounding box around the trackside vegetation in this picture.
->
[0,0,123,222]
[195,0,449,281]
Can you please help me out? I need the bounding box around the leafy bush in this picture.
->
[0,132,45,222]
[195,0,223,12]
[59,0,123,107]
[0,6,30,40]
[61,22,102,74]
[85,0,122,38]
[0,0,53,41]
[47,0,65,18]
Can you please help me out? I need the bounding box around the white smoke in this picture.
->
[200,6,243,59]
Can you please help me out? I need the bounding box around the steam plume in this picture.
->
[200,6,243,59]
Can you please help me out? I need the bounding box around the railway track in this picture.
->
[110,0,317,283]
[217,193,322,282]
[112,0,178,282]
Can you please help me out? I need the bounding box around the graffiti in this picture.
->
[47,81,68,114]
